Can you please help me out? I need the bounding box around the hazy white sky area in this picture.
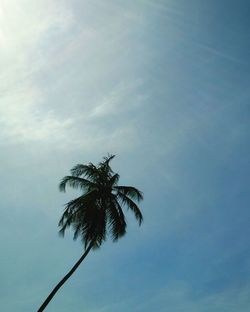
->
[0,1,250,311]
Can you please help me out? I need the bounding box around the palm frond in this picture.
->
[77,203,107,249]
[117,192,143,225]
[106,199,126,241]
[101,154,115,167]
[70,163,99,181]
[98,154,115,178]
[59,176,96,192]
[58,190,108,249]
[109,173,120,186]
[114,186,143,202]
[58,192,97,236]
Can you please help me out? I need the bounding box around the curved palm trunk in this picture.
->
[37,244,93,312]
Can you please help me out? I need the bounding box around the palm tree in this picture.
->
[37,155,143,311]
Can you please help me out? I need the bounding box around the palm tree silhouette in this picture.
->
[37,155,143,311]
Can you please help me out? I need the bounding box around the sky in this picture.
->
[0,0,250,311]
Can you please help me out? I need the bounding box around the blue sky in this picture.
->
[0,0,250,311]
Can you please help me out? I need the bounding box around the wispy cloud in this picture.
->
[0,0,73,144]
[89,79,146,118]
[196,42,244,63]
[0,90,73,143]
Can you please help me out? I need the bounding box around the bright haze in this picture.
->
[0,1,249,311]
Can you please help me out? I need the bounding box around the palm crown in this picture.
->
[58,155,143,249]
[37,155,143,312]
